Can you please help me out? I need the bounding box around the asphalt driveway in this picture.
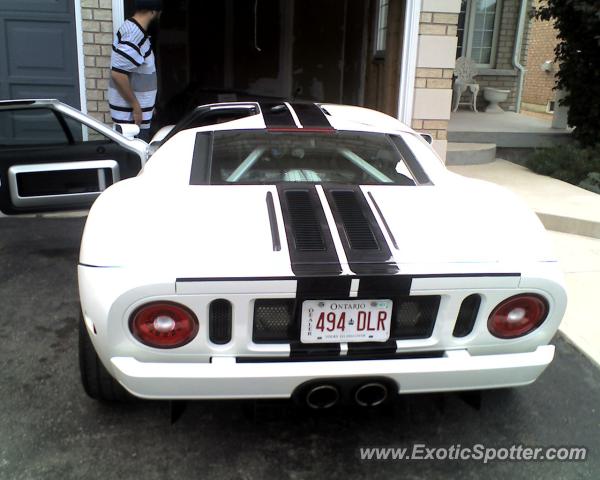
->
[0,218,598,479]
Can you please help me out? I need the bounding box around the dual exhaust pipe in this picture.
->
[304,381,390,409]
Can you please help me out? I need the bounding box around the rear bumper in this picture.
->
[110,345,555,400]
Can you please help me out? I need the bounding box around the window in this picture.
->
[0,108,113,147]
[197,131,426,186]
[0,109,69,146]
[63,117,111,143]
[374,0,389,58]
[470,0,500,65]
[456,0,502,68]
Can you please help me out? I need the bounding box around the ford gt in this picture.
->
[0,100,567,408]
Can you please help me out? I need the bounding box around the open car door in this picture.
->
[0,99,147,215]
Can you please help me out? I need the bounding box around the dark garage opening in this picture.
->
[123,0,405,129]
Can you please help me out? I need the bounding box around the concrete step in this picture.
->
[448,111,573,148]
[446,142,496,165]
[448,130,572,148]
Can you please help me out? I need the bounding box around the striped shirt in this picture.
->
[109,18,157,130]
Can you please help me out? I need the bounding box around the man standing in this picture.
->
[109,0,162,142]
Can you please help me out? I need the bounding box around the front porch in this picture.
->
[446,110,573,164]
[448,110,572,147]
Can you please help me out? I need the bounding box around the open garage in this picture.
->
[121,0,407,127]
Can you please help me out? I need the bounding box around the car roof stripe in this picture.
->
[289,103,333,129]
[260,102,297,129]
[284,102,303,128]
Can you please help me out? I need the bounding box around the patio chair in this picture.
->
[452,56,479,112]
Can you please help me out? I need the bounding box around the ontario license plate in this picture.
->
[300,299,393,343]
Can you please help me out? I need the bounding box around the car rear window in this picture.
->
[189,130,430,185]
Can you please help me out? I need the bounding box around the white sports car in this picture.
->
[0,100,567,408]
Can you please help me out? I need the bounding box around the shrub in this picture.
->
[535,1,600,147]
[526,145,600,192]
[579,173,600,194]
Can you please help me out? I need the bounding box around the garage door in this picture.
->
[0,0,80,108]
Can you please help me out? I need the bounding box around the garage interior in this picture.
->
[123,0,406,129]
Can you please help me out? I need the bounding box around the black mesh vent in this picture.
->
[209,299,232,345]
[392,296,440,339]
[285,190,326,251]
[453,294,481,337]
[253,299,295,343]
[331,191,379,250]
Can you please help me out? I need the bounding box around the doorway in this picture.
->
[123,0,371,127]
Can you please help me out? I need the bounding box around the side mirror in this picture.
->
[114,123,140,141]
[421,133,433,144]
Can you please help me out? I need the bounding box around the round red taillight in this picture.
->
[130,302,199,349]
[488,294,548,339]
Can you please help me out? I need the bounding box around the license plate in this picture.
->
[300,299,393,343]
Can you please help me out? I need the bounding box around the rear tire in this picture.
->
[79,313,131,402]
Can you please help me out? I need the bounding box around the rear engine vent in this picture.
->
[253,299,295,343]
[285,190,326,251]
[392,296,441,339]
[209,299,232,345]
[453,294,481,338]
[331,191,379,250]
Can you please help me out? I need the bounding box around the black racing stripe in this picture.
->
[347,341,398,356]
[350,276,414,353]
[356,276,412,298]
[260,102,297,129]
[297,276,352,298]
[289,275,352,355]
[277,185,342,276]
[290,103,333,129]
[324,187,399,275]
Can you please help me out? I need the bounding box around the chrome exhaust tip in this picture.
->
[355,382,389,407]
[305,384,340,409]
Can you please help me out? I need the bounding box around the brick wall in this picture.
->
[522,1,557,109]
[412,64,455,142]
[458,0,533,111]
[81,0,113,125]
[412,2,461,159]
